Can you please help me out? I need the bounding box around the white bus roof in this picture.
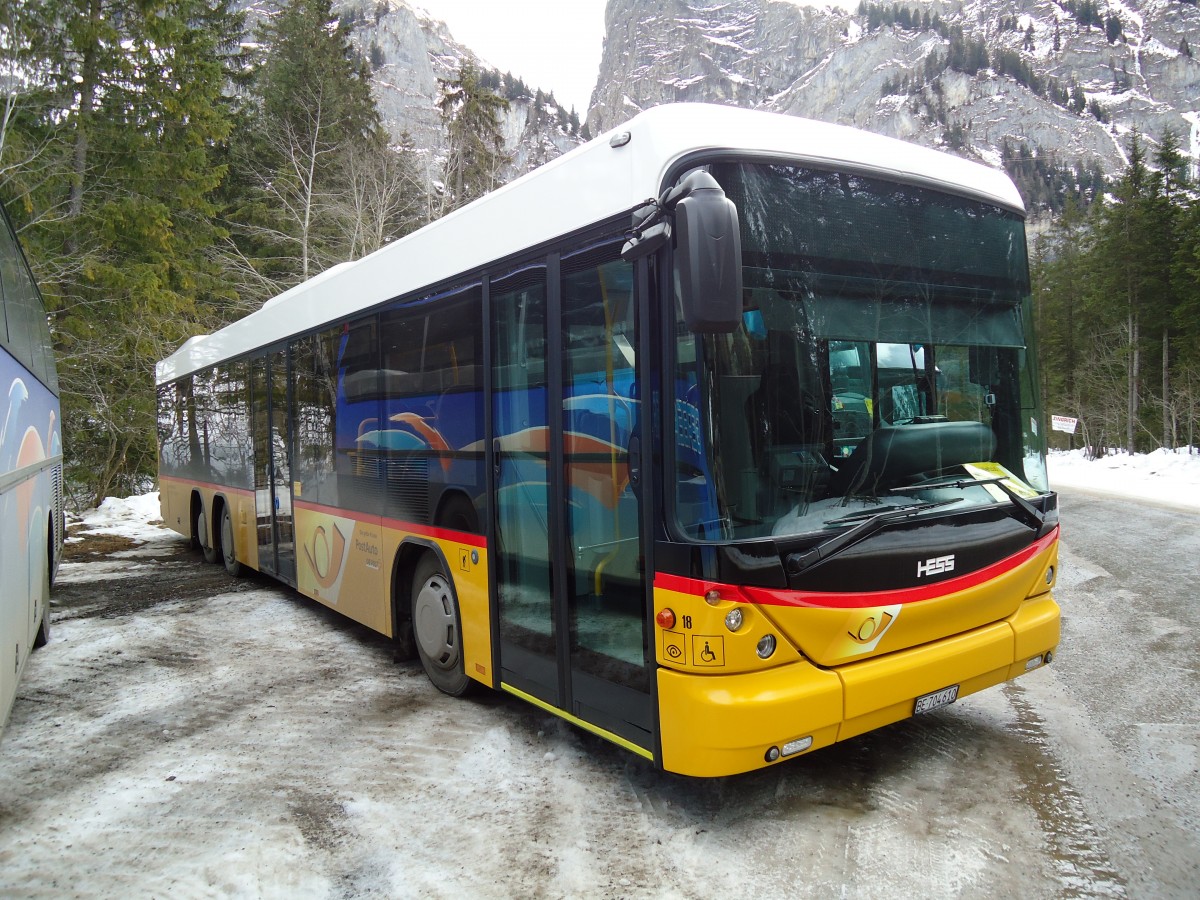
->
[156,103,1025,384]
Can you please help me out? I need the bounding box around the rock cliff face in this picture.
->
[586,0,1200,192]
[272,0,1199,204]
[340,0,582,182]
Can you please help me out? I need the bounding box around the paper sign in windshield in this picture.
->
[963,462,1040,501]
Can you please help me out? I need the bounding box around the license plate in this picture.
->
[914,684,959,715]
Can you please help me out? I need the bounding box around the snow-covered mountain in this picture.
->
[586,0,1200,206]
[264,0,1200,209]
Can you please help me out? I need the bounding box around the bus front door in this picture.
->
[251,350,296,585]
[491,248,652,755]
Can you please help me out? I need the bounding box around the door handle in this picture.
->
[628,435,641,491]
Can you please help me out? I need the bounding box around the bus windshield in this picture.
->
[673,162,1049,542]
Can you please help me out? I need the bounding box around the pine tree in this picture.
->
[231,0,383,287]
[4,0,244,503]
[1070,82,1087,114]
[1148,132,1190,446]
[1174,200,1200,377]
[438,62,510,212]
[1105,13,1123,44]
[1091,132,1178,453]
[1033,200,1089,447]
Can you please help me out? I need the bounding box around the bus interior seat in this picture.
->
[830,420,997,497]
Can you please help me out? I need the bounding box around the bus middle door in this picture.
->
[251,349,296,584]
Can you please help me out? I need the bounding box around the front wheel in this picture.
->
[411,554,473,696]
[220,504,244,577]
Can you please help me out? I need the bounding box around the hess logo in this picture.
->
[917,554,955,578]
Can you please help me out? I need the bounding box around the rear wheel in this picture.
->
[33,604,50,648]
[33,548,50,649]
[411,554,472,696]
[220,504,244,577]
[196,505,218,564]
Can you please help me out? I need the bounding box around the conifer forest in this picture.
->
[2,0,510,504]
[2,0,1199,505]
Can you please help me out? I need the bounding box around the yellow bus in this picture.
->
[156,104,1060,776]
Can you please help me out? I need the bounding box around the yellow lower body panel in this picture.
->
[658,594,1060,777]
[658,664,844,777]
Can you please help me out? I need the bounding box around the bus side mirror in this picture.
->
[675,176,743,334]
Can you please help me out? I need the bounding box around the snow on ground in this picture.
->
[1048,446,1200,511]
[69,492,176,544]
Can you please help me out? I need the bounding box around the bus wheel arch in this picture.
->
[46,511,58,588]
[191,492,217,564]
[409,549,473,696]
[390,543,424,661]
[435,490,479,535]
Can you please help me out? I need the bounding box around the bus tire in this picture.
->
[196,504,218,564]
[220,503,244,578]
[411,553,473,696]
[33,549,50,649]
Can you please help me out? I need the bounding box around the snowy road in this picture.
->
[1,492,1197,898]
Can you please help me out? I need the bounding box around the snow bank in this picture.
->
[1048,447,1200,511]
[71,492,177,544]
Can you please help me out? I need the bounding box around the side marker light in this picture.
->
[782,736,813,757]
[765,746,780,762]
[1026,651,1054,671]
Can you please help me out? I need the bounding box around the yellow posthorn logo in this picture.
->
[848,610,896,645]
[305,523,347,589]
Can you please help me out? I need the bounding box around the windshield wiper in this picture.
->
[787,499,962,574]
[888,476,1047,531]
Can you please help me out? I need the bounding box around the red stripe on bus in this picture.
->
[292,497,488,548]
[159,475,253,497]
[382,516,487,548]
[655,527,1058,609]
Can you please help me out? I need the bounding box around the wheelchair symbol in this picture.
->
[692,634,724,666]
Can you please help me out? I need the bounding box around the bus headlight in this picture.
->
[725,608,743,632]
